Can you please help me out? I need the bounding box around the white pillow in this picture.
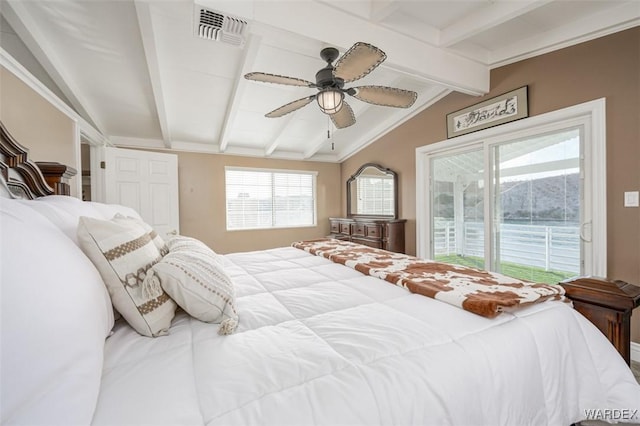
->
[88,201,142,221]
[77,215,177,337]
[152,236,238,334]
[0,198,110,425]
[17,195,104,244]
[18,196,145,247]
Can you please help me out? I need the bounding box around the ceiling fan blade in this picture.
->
[333,42,386,83]
[350,85,417,108]
[265,96,316,118]
[330,101,356,129]
[245,72,315,87]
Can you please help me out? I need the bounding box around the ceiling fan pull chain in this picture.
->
[326,115,335,150]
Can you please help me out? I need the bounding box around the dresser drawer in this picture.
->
[352,223,366,236]
[330,221,341,234]
[339,223,351,234]
[352,237,383,249]
[365,224,382,238]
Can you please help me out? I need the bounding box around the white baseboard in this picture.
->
[631,341,640,363]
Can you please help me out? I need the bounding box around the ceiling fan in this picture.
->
[244,42,418,129]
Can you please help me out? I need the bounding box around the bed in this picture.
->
[1,122,639,426]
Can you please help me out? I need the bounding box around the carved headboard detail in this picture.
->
[0,121,76,199]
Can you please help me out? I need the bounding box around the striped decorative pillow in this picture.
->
[77,215,176,337]
[151,235,238,335]
[112,214,169,257]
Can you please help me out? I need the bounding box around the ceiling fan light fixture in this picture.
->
[317,88,344,115]
[246,42,416,124]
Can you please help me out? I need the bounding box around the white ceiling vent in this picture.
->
[195,6,248,47]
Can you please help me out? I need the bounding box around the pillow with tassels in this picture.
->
[150,235,238,335]
[77,215,176,337]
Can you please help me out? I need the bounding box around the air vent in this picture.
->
[195,6,248,47]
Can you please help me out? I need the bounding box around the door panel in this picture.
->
[491,128,581,283]
[431,147,485,269]
[104,147,179,239]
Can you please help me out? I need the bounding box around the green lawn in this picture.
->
[434,254,576,284]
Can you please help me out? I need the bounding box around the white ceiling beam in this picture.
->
[369,0,401,23]
[439,0,554,48]
[199,0,489,96]
[489,1,640,68]
[264,112,300,156]
[303,132,333,159]
[110,136,166,149]
[219,34,262,152]
[3,0,108,135]
[315,0,372,20]
[225,145,308,161]
[170,140,219,154]
[112,137,222,155]
[134,1,171,149]
[264,139,281,157]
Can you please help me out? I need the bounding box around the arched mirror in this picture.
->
[347,163,398,218]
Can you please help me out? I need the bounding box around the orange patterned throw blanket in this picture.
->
[292,239,567,318]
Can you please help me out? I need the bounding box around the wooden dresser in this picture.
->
[329,217,406,254]
[561,276,640,365]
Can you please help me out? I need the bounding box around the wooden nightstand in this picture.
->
[561,276,640,365]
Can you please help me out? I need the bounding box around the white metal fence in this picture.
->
[434,221,580,274]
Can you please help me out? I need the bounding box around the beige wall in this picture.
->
[176,151,341,254]
[0,65,78,195]
[341,27,640,342]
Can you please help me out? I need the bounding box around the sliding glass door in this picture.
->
[430,127,582,284]
[490,128,581,283]
[418,100,606,283]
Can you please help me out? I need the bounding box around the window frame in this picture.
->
[224,166,318,231]
[416,98,607,277]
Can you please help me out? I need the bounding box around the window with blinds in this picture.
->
[225,167,317,230]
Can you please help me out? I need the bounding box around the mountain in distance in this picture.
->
[433,173,580,224]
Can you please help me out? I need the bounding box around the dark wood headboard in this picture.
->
[0,121,76,199]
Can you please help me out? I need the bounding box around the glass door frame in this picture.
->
[416,98,607,278]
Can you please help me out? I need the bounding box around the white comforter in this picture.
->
[93,246,640,426]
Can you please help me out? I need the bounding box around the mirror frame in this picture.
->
[347,163,398,219]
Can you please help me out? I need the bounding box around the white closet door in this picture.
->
[104,146,179,239]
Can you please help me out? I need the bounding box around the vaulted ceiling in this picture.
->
[2,0,638,162]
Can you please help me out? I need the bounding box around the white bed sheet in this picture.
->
[93,246,640,426]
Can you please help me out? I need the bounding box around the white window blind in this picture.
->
[356,176,394,215]
[225,167,317,230]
